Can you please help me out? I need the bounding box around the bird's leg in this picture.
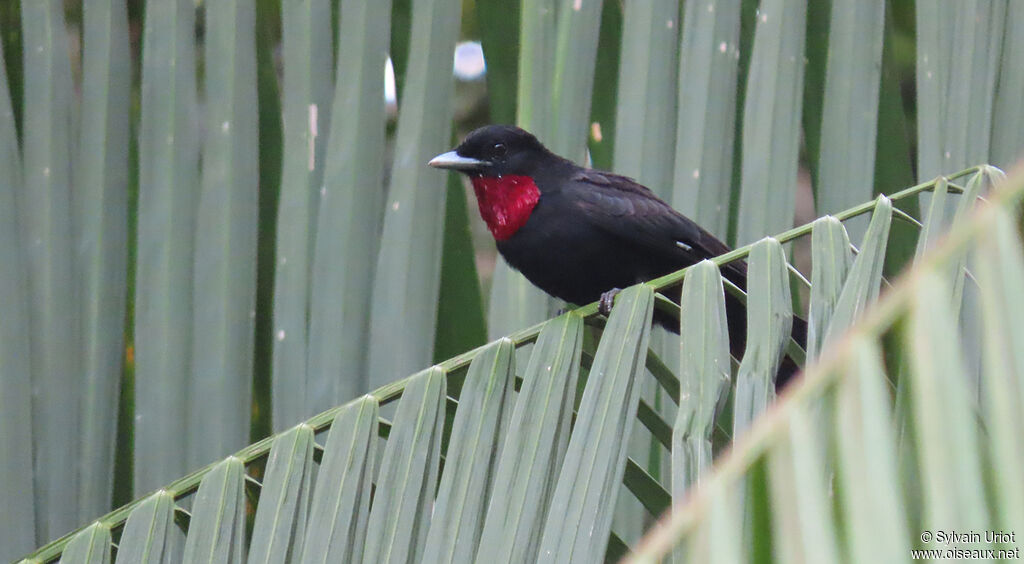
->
[598,288,622,316]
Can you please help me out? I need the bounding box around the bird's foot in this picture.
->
[599,288,622,316]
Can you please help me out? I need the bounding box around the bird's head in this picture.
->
[428,125,549,178]
[429,125,554,241]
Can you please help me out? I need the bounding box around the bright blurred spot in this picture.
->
[454,41,486,81]
[383,41,484,109]
[385,57,397,107]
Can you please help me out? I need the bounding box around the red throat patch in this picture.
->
[470,175,541,241]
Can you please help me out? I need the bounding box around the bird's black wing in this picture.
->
[569,169,742,276]
[571,169,805,388]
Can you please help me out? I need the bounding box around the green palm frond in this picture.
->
[6,0,1024,561]
[24,163,1014,563]
[629,164,1024,562]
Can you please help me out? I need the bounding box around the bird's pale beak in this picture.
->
[428,150,489,172]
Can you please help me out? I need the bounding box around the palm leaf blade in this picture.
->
[806,216,852,361]
[547,0,604,160]
[673,260,730,492]
[815,0,885,239]
[134,0,200,495]
[537,285,654,563]
[834,338,910,562]
[976,206,1024,530]
[907,273,989,541]
[990,0,1024,169]
[248,425,315,562]
[422,338,516,563]
[367,0,463,386]
[59,524,110,564]
[75,0,131,522]
[20,0,80,537]
[271,0,333,427]
[306,0,391,407]
[767,406,840,564]
[190,0,260,469]
[672,0,740,239]
[0,32,35,555]
[362,367,446,564]
[475,313,584,564]
[821,195,892,348]
[114,492,180,564]
[735,0,806,244]
[181,458,246,563]
[300,397,379,563]
[732,238,791,437]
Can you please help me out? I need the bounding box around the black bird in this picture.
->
[429,125,805,386]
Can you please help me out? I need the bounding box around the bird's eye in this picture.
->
[492,143,508,159]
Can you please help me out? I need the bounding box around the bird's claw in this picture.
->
[599,288,621,316]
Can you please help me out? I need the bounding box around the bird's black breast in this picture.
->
[496,191,684,305]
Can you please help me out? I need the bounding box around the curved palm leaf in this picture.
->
[21,163,1009,563]
[629,164,1024,562]
[7,0,1024,560]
